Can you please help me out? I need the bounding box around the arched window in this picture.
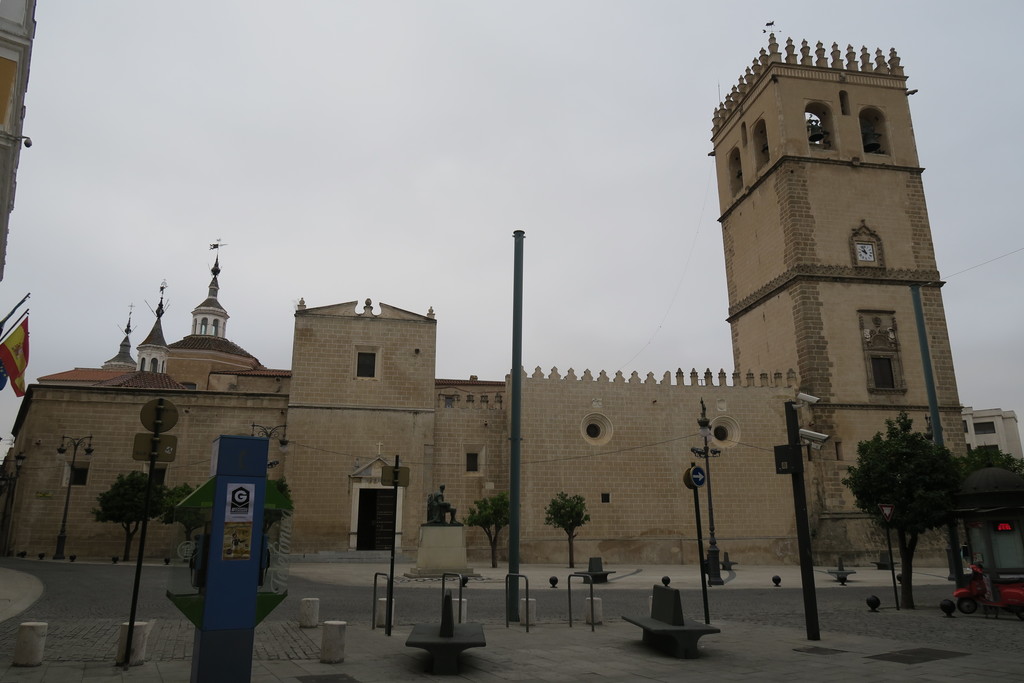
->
[752,119,770,170]
[859,107,888,154]
[805,103,833,150]
[212,319,220,337]
[728,147,743,196]
[200,318,208,335]
[150,358,158,372]
[192,319,198,335]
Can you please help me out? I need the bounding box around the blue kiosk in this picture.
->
[166,435,292,682]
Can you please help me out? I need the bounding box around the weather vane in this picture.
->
[210,238,229,251]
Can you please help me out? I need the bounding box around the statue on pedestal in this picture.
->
[426,484,460,525]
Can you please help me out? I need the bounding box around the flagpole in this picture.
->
[0,293,29,331]
[1,309,28,341]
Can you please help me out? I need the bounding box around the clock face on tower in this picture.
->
[855,242,876,262]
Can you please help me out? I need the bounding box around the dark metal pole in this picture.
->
[385,455,400,636]
[54,437,91,560]
[785,400,820,641]
[691,462,710,624]
[125,399,165,669]
[508,229,525,623]
[696,401,723,586]
[885,525,900,610]
[910,284,963,587]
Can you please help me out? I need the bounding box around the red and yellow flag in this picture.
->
[0,317,29,396]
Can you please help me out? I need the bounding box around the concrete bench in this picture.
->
[406,592,485,675]
[580,557,615,584]
[623,584,720,659]
[720,552,738,571]
[872,552,898,570]
[827,558,856,585]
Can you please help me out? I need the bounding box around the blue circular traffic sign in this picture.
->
[689,465,706,487]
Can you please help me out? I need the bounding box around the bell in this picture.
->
[807,121,824,143]
[861,121,882,153]
[862,133,882,153]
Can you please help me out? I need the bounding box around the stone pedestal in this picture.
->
[320,621,346,663]
[404,525,477,578]
[13,622,47,667]
[299,598,319,628]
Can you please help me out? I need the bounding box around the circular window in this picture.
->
[710,416,739,449]
[581,413,613,445]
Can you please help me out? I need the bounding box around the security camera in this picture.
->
[21,137,31,148]
[799,428,830,445]
[796,392,820,404]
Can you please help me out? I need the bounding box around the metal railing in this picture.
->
[441,572,468,623]
[371,572,389,630]
[568,572,596,631]
[504,573,531,632]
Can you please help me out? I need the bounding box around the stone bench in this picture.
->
[579,557,615,584]
[872,552,898,570]
[623,584,720,659]
[406,592,485,675]
[826,558,856,585]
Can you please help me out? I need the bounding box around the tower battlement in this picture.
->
[712,34,905,137]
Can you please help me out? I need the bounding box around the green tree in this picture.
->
[263,477,293,534]
[544,491,590,568]
[93,471,169,561]
[842,412,960,608]
[954,447,1024,479]
[466,492,510,568]
[162,483,206,544]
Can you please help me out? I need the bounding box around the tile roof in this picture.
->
[168,335,260,365]
[95,371,189,389]
[37,368,128,383]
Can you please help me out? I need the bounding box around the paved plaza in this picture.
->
[1,557,1022,681]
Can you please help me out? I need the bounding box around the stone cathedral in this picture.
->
[2,34,964,567]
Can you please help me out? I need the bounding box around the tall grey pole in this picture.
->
[910,284,962,585]
[507,230,525,622]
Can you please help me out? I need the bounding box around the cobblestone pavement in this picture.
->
[1,558,1023,681]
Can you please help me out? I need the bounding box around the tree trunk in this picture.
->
[897,528,917,609]
[490,537,498,568]
[121,524,139,561]
[568,531,575,568]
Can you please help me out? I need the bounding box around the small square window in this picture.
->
[601,493,610,503]
[466,453,479,472]
[69,466,89,486]
[870,356,895,389]
[356,352,376,378]
[444,396,455,408]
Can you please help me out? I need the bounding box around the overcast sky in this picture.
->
[1,1,1021,445]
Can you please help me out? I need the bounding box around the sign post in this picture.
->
[123,397,178,668]
[879,503,900,610]
[684,464,710,624]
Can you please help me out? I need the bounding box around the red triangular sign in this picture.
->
[879,504,895,522]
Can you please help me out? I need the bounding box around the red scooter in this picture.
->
[954,564,1024,619]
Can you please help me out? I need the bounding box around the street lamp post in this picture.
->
[251,423,288,455]
[691,399,724,586]
[1,452,26,556]
[54,436,93,560]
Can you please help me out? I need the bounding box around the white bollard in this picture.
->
[116,620,153,666]
[320,621,346,663]
[519,597,537,624]
[585,597,604,625]
[299,598,320,628]
[375,597,395,627]
[12,622,47,667]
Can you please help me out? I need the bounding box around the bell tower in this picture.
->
[710,36,965,474]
